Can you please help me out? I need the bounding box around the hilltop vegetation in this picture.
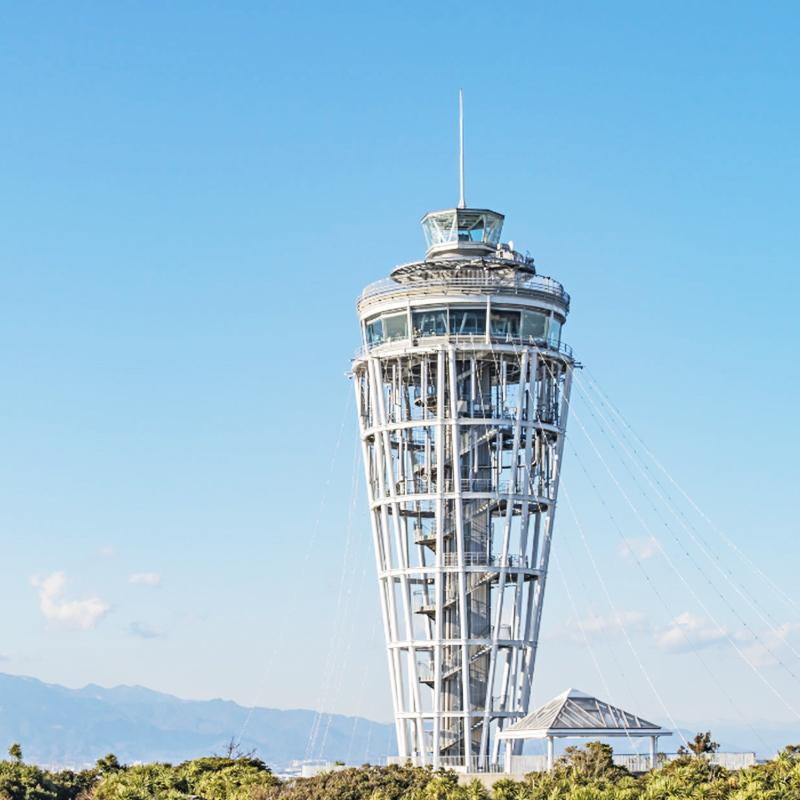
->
[4,741,800,800]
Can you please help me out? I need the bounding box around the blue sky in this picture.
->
[1,0,800,752]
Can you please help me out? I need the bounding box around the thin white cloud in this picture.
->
[617,536,662,564]
[654,612,727,653]
[30,572,109,630]
[732,622,800,667]
[129,621,164,640]
[128,573,161,587]
[547,609,648,645]
[97,546,118,558]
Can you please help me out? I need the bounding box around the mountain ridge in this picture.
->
[0,673,792,768]
[0,672,396,769]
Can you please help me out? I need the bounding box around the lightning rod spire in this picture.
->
[459,89,465,209]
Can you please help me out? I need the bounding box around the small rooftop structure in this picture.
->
[421,208,505,258]
[498,688,671,771]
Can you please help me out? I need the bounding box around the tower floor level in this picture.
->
[352,206,574,770]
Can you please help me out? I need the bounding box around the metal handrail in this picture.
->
[353,334,574,360]
[441,553,529,568]
[390,477,550,498]
[385,755,508,772]
[384,751,757,773]
[357,274,570,309]
[416,657,462,679]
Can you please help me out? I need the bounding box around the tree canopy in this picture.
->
[1,739,800,800]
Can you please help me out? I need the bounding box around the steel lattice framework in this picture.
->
[352,206,574,769]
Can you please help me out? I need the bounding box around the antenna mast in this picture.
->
[458,90,465,209]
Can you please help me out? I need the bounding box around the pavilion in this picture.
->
[498,688,671,772]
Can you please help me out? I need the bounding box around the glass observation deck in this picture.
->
[358,303,569,359]
[421,208,504,257]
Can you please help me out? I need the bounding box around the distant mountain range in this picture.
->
[0,673,397,770]
[0,673,794,770]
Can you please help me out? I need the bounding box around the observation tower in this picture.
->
[352,137,574,769]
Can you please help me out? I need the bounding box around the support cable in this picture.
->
[583,368,800,619]
[527,340,772,744]
[566,439,769,751]
[364,657,380,764]
[318,505,371,759]
[236,389,353,748]
[307,426,366,759]
[561,481,684,746]
[576,372,795,627]
[551,545,638,751]
[528,342,684,735]
[563,391,800,720]
[572,372,800,667]
[346,608,381,764]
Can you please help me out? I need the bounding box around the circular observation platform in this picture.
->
[357,264,569,316]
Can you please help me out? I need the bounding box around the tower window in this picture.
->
[549,317,562,347]
[521,311,548,341]
[450,308,486,336]
[366,317,383,346]
[490,310,520,338]
[383,313,408,342]
[413,309,448,338]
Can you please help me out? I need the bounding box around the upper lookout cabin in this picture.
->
[421,208,504,258]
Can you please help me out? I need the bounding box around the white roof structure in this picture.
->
[498,688,671,740]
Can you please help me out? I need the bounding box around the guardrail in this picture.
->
[353,334,574,360]
[385,755,507,772]
[383,752,758,773]
[373,477,553,500]
[358,274,570,309]
[441,553,528,568]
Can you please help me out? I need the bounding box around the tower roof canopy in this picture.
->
[498,689,670,740]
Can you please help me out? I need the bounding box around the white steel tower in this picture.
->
[353,201,574,770]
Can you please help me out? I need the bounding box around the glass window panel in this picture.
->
[490,310,520,338]
[366,317,383,346]
[470,225,484,242]
[521,311,548,341]
[457,213,480,241]
[422,221,433,250]
[549,317,562,347]
[423,212,458,246]
[383,313,408,342]
[484,217,503,246]
[413,309,448,337]
[450,308,486,336]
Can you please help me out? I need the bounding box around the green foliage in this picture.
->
[485,778,517,800]
[185,757,278,800]
[93,756,278,800]
[460,779,489,800]
[0,754,96,800]
[253,764,444,800]
[0,746,279,800]
[10,741,800,800]
[678,732,721,758]
[555,742,628,781]
[94,756,121,777]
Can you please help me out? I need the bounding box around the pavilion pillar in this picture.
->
[650,736,657,770]
[504,739,512,773]
[547,736,555,771]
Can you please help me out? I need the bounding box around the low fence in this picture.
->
[384,752,757,773]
